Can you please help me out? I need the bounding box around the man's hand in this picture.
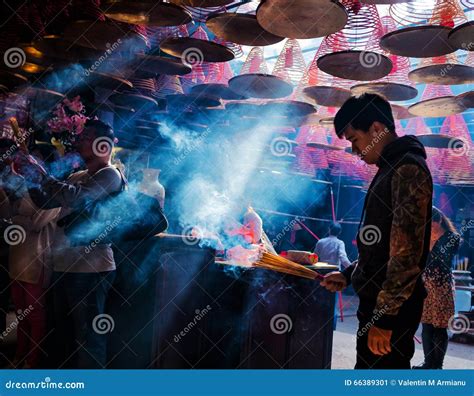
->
[320,271,347,292]
[11,153,47,180]
[368,325,392,356]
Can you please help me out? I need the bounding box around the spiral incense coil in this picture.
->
[240,47,269,75]
[272,39,307,86]
[390,0,467,26]
[323,0,381,51]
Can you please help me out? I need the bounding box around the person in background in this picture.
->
[314,222,351,270]
[15,120,123,368]
[7,143,61,368]
[0,139,21,350]
[321,94,432,369]
[413,207,460,369]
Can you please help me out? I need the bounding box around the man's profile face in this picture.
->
[343,123,387,165]
[73,127,96,160]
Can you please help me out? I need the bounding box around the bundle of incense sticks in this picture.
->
[9,117,28,153]
[254,252,324,281]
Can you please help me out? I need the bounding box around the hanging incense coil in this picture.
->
[380,26,457,58]
[160,37,235,62]
[206,13,284,47]
[449,21,474,51]
[256,0,348,39]
[409,85,467,117]
[272,39,307,86]
[103,1,192,26]
[317,0,392,81]
[351,15,417,100]
[390,0,467,26]
[408,53,474,85]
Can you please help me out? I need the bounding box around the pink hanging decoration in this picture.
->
[421,84,456,101]
[390,0,467,27]
[240,47,269,75]
[296,125,330,174]
[437,114,473,184]
[320,0,382,54]
[155,75,184,98]
[292,37,352,102]
[372,16,412,85]
[180,26,213,92]
[272,39,306,86]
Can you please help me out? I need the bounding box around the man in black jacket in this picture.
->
[321,94,433,369]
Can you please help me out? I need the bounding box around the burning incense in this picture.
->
[9,117,28,153]
[254,252,324,281]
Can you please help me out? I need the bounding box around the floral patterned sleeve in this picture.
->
[374,164,432,328]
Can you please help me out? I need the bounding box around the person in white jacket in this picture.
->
[1,143,60,368]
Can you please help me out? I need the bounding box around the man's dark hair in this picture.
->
[329,222,342,237]
[334,93,395,138]
[83,119,115,140]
